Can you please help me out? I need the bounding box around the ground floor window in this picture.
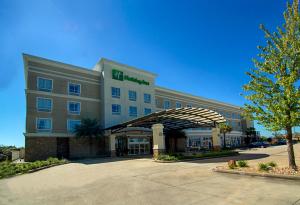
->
[128,137,150,155]
[187,136,212,151]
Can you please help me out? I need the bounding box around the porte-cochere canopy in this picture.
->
[108,107,226,133]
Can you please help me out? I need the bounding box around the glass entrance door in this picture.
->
[128,137,150,155]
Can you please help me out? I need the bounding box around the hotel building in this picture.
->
[23,54,254,161]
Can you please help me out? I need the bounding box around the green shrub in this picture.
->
[267,161,277,167]
[258,163,269,171]
[157,154,178,161]
[237,160,248,167]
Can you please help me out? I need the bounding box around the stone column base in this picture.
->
[110,150,116,157]
[153,149,165,159]
[213,146,221,151]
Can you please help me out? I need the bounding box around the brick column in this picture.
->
[109,134,116,157]
[152,123,165,159]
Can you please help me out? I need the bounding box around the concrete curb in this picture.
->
[153,152,239,163]
[213,169,300,180]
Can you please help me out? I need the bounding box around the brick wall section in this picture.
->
[25,137,57,161]
[69,137,108,159]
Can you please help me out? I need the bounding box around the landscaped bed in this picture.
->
[0,157,68,179]
[155,150,239,162]
[213,160,300,180]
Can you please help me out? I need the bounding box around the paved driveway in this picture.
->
[1,144,300,205]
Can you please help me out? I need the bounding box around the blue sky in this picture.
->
[0,0,291,147]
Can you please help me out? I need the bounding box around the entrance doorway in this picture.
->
[128,137,150,155]
[57,137,69,159]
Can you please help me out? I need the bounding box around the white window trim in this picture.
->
[129,106,138,117]
[36,117,52,132]
[37,77,53,92]
[36,97,53,113]
[144,108,151,115]
[111,87,121,99]
[128,90,137,101]
[67,119,81,133]
[144,93,151,104]
[67,101,81,115]
[176,102,182,108]
[68,82,81,96]
[163,100,170,109]
[112,104,121,115]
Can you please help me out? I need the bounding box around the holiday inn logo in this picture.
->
[112,69,124,81]
[112,69,150,86]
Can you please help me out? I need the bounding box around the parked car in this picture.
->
[276,139,286,145]
[249,142,270,148]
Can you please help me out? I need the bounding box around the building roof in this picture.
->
[107,107,226,133]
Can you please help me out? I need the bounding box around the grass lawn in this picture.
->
[156,150,238,161]
[0,157,68,179]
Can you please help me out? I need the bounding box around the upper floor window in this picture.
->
[67,119,81,133]
[68,101,81,115]
[144,108,152,115]
[164,100,170,109]
[128,90,137,101]
[36,118,52,132]
[176,102,182,108]
[37,77,52,92]
[69,83,81,96]
[186,104,192,108]
[37,97,52,112]
[144,93,151,103]
[112,104,121,115]
[111,87,120,98]
[129,106,137,117]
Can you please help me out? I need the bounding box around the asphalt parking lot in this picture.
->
[1,144,300,205]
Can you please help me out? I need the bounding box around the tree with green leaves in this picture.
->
[74,118,103,156]
[245,127,257,145]
[219,123,232,148]
[243,0,300,170]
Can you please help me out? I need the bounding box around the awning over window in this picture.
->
[107,107,226,133]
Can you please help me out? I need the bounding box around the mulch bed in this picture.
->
[213,166,300,180]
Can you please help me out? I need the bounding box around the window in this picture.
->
[129,106,137,117]
[37,97,52,112]
[112,104,121,115]
[176,102,182,108]
[111,87,120,98]
[67,120,81,133]
[226,112,231,118]
[36,118,52,132]
[68,83,81,96]
[163,100,170,109]
[128,90,137,101]
[37,77,52,92]
[186,104,192,108]
[144,93,151,103]
[144,108,151,115]
[68,101,81,115]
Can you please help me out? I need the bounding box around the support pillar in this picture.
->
[109,134,116,157]
[152,124,165,159]
[212,127,221,151]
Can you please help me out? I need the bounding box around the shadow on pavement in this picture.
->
[72,155,153,165]
[187,153,270,164]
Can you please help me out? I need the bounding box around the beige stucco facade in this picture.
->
[23,53,255,161]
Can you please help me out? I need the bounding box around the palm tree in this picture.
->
[74,118,103,156]
[219,123,232,148]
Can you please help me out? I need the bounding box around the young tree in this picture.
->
[74,118,103,156]
[243,0,300,170]
[219,123,232,148]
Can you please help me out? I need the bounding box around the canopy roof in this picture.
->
[108,107,226,133]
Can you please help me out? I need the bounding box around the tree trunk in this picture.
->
[286,126,297,170]
[223,133,226,148]
[89,136,93,157]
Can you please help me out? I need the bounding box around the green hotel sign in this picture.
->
[112,69,150,86]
